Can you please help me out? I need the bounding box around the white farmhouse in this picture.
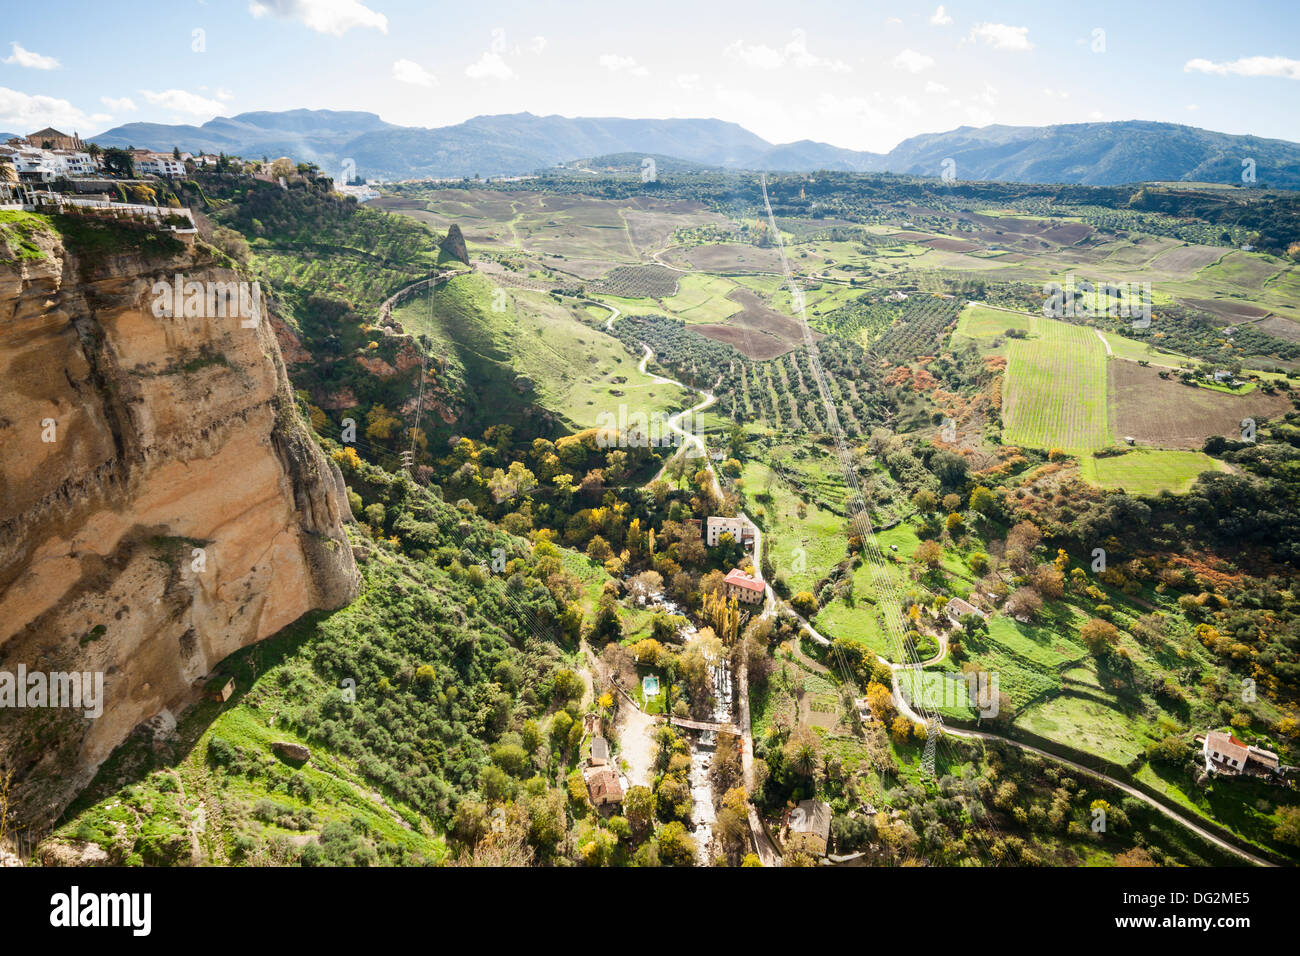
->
[706,515,756,548]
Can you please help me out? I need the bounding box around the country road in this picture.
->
[592,178,1278,868]
[587,212,1278,867]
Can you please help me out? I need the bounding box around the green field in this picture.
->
[1017,693,1159,767]
[393,273,691,429]
[953,303,1031,342]
[1003,315,1111,452]
[1095,330,1188,365]
[740,459,846,594]
[1080,448,1226,494]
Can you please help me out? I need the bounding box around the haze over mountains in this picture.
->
[90,109,1300,188]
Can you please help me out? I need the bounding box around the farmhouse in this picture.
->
[706,515,756,547]
[584,767,624,807]
[723,568,765,605]
[944,596,985,625]
[1203,730,1281,778]
[589,736,609,767]
[786,798,833,857]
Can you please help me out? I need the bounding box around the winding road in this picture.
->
[594,239,1274,870]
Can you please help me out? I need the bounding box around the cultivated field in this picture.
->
[1107,359,1292,449]
[1003,315,1111,452]
[1079,448,1226,494]
[953,303,1031,342]
[589,264,681,297]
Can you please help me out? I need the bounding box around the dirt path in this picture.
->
[616,701,657,789]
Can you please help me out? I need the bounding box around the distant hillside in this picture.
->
[885,121,1300,188]
[89,110,1300,188]
[90,108,397,168]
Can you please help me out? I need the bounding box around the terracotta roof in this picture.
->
[585,768,623,802]
[724,569,765,592]
[1206,730,1248,764]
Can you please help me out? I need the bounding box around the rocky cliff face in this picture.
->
[0,218,359,830]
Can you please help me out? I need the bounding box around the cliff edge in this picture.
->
[0,213,360,832]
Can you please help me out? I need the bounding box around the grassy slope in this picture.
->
[392,271,691,431]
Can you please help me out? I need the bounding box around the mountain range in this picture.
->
[89,109,1300,188]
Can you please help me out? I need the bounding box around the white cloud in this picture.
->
[216,88,235,101]
[1186,104,1200,111]
[598,54,648,76]
[892,49,935,73]
[675,73,701,90]
[101,96,138,113]
[1087,110,1105,121]
[529,36,547,54]
[724,39,785,69]
[725,29,849,73]
[884,17,903,25]
[139,88,226,116]
[3,42,60,70]
[1184,55,1300,80]
[925,81,949,94]
[248,0,387,36]
[0,87,103,132]
[392,58,436,87]
[930,5,953,26]
[968,22,1033,51]
[465,52,515,81]
[784,28,851,72]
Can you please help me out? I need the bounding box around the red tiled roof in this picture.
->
[724,569,765,592]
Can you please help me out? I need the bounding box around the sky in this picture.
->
[2,0,1298,153]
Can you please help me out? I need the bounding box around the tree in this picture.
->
[102,147,134,177]
[914,539,943,570]
[911,489,939,513]
[365,404,402,441]
[969,485,997,516]
[1004,586,1042,621]
[784,728,821,781]
[586,535,614,562]
[623,786,656,840]
[1030,562,1066,600]
[791,591,818,617]
[890,715,916,744]
[1080,618,1121,655]
[866,681,895,723]
[655,821,697,866]
[626,570,664,602]
[1274,806,1300,848]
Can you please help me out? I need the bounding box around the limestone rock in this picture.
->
[272,741,311,762]
[440,223,469,265]
[0,220,359,832]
